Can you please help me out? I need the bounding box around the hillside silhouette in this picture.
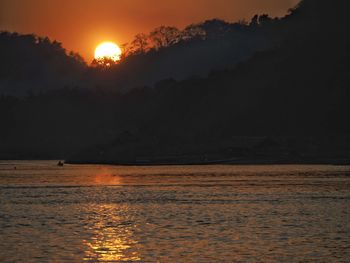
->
[1,15,278,95]
[0,32,87,96]
[88,19,274,91]
[1,0,350,163]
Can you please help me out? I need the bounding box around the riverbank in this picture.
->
[65,156,350,166]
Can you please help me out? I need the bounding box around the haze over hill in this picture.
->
[1,0,349,163]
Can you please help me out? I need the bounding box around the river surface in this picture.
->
[0,161,349,262]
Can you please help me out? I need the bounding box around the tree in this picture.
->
[91,57,118,68]
[131,33,149,54]
[182,24,206,41]
[149,26,181,49]
[197,19,232,38]
[258,14,273,26]
[120,43,132,59]
[250,15,259,27]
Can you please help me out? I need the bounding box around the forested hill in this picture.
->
[2,8,287,95]
[0,33,86,95]
[69,0,350,164]
[1,0,350,162]
[88,18,274,92]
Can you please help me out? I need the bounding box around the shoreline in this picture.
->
[2,158,350,166]
[65,158,350,166]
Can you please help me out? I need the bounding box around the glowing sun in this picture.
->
[94,42,122,62]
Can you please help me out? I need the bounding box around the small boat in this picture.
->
[57,161,64,167]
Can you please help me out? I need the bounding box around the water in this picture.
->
[0,161,349,262]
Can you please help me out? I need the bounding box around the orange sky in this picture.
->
[0,0,300,62]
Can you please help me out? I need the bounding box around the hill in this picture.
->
[1,14,282,95]
[1,0,350,163]
[0,32,86,95]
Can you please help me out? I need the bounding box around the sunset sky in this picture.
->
[1,0,300,62]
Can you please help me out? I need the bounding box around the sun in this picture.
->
[94,42,122,62]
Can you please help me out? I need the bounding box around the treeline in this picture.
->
[120,15,278,57]
[1,13,282,95]
[89,15,282,91]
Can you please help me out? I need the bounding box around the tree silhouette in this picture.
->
[149,26,181,49]
[119,43,132,59]
[250,15,259,27]
[131,33,149,54]
[182,24,206,41]
[91,57,118,68]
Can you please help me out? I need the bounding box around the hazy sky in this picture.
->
[0,0,300,62]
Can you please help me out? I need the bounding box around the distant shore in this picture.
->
[65,157,350,166]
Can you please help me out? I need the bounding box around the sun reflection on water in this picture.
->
[93,167,122,185]
[83,204,141,262]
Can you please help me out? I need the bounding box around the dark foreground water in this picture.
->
[0,161,349,262]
